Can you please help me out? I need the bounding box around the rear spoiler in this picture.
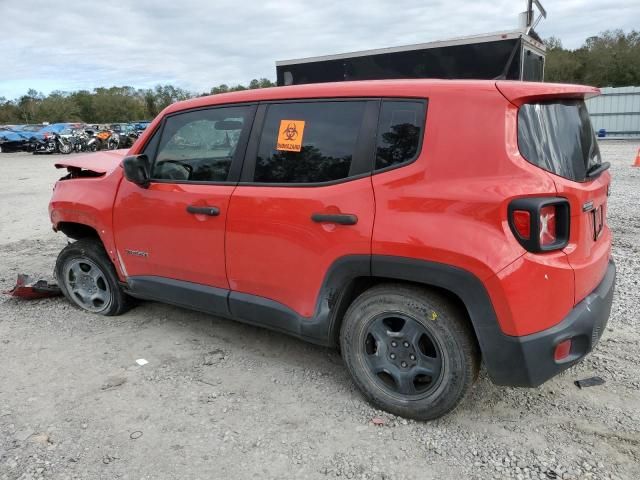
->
[496,81,600,106]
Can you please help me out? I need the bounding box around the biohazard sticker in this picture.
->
[277,120,305,152]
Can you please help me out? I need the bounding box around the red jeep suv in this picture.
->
[49,80,615,420]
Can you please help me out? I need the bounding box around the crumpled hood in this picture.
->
[55,149,128,175]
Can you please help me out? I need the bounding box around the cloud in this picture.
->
[1,0,638,99]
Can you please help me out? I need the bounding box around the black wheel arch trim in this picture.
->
[369,255,511,384]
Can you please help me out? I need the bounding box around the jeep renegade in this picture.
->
[49,80,615,420]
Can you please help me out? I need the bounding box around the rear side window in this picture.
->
[152,105,253,182]
[518,100,602,182]
[375,100,426,170]
[254,101,366,183]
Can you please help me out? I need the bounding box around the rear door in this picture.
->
[225,99,378,318]
[113,104,256,290]
[517,99,612,303]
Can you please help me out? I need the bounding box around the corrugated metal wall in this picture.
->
[586,86,640,138]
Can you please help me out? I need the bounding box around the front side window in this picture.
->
[254,101,366,183]
[152,105,253,182]
[375,100,426,170]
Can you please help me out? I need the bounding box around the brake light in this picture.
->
[508,197,570,252]
[539,205,557,246]
[512,211,531,239]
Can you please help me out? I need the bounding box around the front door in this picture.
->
[225,100,378,318]
[113,104,256,291]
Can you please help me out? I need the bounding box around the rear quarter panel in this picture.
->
[555,171,612,303]
[371,83,574,335]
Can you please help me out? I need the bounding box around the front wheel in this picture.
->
[340,284,479,421]
[55,238,132,316]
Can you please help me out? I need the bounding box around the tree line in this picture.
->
[544,30,639,86]
[1,29,638,125]
[0,79,276,125]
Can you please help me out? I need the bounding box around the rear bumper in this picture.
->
[486,259,616,387]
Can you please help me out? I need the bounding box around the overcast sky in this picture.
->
[1,0,638,99]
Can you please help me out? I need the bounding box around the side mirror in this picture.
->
[122,154,150,188]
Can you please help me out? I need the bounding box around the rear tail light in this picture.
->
[512,210,531,239]
[508,197,570,252]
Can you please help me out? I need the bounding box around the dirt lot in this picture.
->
[1,142,639,480]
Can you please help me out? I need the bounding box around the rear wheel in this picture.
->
[55,238,132,316]
[340,284,479,420]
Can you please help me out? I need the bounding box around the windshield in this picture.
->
[518,100,601,182]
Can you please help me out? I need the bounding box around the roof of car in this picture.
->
[163,79,599,116]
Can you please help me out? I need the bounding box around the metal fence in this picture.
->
[586,86,640,138]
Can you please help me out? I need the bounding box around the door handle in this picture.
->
[186,205,220,216]
[311,213,358,225]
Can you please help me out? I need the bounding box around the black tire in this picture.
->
[340,284,479,421]
[58,141,73,154]
[55,238,132,316]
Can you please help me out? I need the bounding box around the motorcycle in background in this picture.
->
[96,129,120,150]
[71,129,98,152]
[31,132,73,154]
[108,132,120,150]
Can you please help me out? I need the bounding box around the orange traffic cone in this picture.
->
[634,149,640,167]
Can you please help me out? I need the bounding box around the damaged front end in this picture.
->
[54,149,128,181]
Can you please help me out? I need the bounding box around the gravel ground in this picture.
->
[1,142,639,480]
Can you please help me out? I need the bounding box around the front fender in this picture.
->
[49,168,125,279]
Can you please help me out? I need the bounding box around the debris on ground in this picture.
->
[574,376,606,389]
[135,358,149,366]
[203,349,226,365]
[30,433,52,446]
[371,417,385,426]
[129,431,143,440]
[101,374,127,390]
[5,273,62,299]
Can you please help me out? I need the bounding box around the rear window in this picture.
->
[518,100,601,182]
[375,100,426,171]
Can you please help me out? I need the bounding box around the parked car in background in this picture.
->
[0,125,43,152]
[132,120,151,134]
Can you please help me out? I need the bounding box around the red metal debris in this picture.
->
[5,274,62,299]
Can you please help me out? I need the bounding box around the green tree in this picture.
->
[37,91,81,123]
[0,97,20,124]
[17,89,42,124]
[544,29,640,86]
